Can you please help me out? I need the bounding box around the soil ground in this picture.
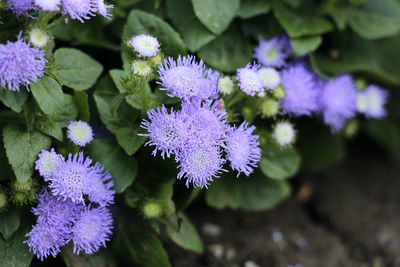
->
[167,147,400,267]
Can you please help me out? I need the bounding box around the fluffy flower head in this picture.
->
[254,35,292,67]
[272,122,296,147]
[0,37,47,91]
[360,85,387,118]
[62,0,96,22]
[280,63,319,116]
[225,122,261,176]
[72,206,113,254]
[35,148,64,181]
[259,67,280,90]
[34,0,60,11]
[236,63,263,96]
[93,0,113,19]
[218,76,235,95]
[67,121,94,147]
[130,34,160,58]
[7,0,35,16]
[320,75,357,131]
[29,29,49,48]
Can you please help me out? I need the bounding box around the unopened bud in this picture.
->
[261,98,280,117]
[271,86,285,100]
[29,29,49,48]
[142,200,163,219]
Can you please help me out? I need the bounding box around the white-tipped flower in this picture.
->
[131,60,152,77]
[67,121,94,147]
[34,0,60,11]
[356,92,368,113]
[130,34,160,58]
[259,67,280,90]
[35,148,65,181]
[218,76,235,95]
[272,122,295,147]
[29,29,49,49]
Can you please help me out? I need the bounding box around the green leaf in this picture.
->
[36,117,63,141]
[364,119,400,151]
[0,224,33,267]
[191,0,240,34]
[290,36,322,57]
[273,1,333,38]
[205,172,291,211]
[198,25,252,72]
[0,89,28,113]
[166,213,203,253]
[122,10,186,70]
[110,69,130,93]
[89,139,137,193]
[30,76,64,118]
[62,246,117,267]
[0,210,20,240]
[73,91,90,122]
[113,223,171,267]
[166,0,216,52]
[3,123,51,182]
[260,147,301,180]
[56,94,79,127]
[52,48,103,91]
[237,0,271,19]
[311,33,400,86]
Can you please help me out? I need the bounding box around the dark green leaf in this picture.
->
[109,69,130,93]
[73,91,90,122]
[0,210,20,240]
[36,118,63,141]
[3,123,51,182]
[205,172,291,211]
[166,213,203,253]
[198,25,252,72]
[56,94,79,127]
[30,76,64,118]
[62,246,117,267]
[238,0,271,19]
[191,0,240,34]
[89,139,138,193]
[52,48,103,91]
[0,224,33,267]
[0,89,28,113]
[290,36,322,57]
[364,119,400,151]
[260,147,301,180]
[166,0,216,51]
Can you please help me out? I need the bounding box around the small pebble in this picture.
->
[208,244,224,259]
[202,222,221,237]
[244,260,260,267]
[225,247,236,261]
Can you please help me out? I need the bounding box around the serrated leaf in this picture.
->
[260,147,301,180]
[290,36,322,57]
[191,0,240,34]
[73,90,90,123]
[0,210,20,240]
[89,139,137,193]
[56,94,79,127]
[109,69,130,93]
[30,76,64,118]
[0,224,33,267]
[52,48,103,91]
[36,118,63,141]
[0,89,28,113]
[3,123,51,182]
[237,0,271,19]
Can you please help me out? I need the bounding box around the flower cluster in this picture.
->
[6,0,113,21]
[140,55,261,188]
[26,148,115,260]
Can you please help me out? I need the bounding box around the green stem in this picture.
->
[44,15,68,30]
[39,11,58,28]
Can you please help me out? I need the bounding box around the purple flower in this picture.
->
[35,148,65,181]
[72,206,113,255]
[180,100,228,144]
[130,34,160,58]
[319,75,357,132]
[67,121,94,147]
[140,105,186,159]
[7,0,35,16]
[93,0,113,19]
[34,0,60,11]
[225,122,261,177]
[236,63,263,96]
[254,35,292,68]
[176,141,226,188]
[357,85,388,119]
[48,152,115,206]
[62,0,96,22]
[0,36,47,91]
[280,63,320,116]
[158,55,219,100]
[25,223,69,261]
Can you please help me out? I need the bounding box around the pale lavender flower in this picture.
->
[139,105,186,158]
[236,63,263,96]
[72,206,113,254]
[67,121,94,147]
[34,0,60,11]
[86,163,115,206]
[62,0,96,22]
[225,122,261,177]
[93,0,113,19]
[254,35,292,68]
[319,75,357,132]
[176,141,226,188]
[130,34,160,58]
[35,148,65,181]
[281,63,320,116]
[158,55,220,100]
[48,152,115,206]
[359,85,388,119]
[0,36,46,91]
[7,0,35,16]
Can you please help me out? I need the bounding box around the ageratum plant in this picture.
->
[0,0,398,266]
